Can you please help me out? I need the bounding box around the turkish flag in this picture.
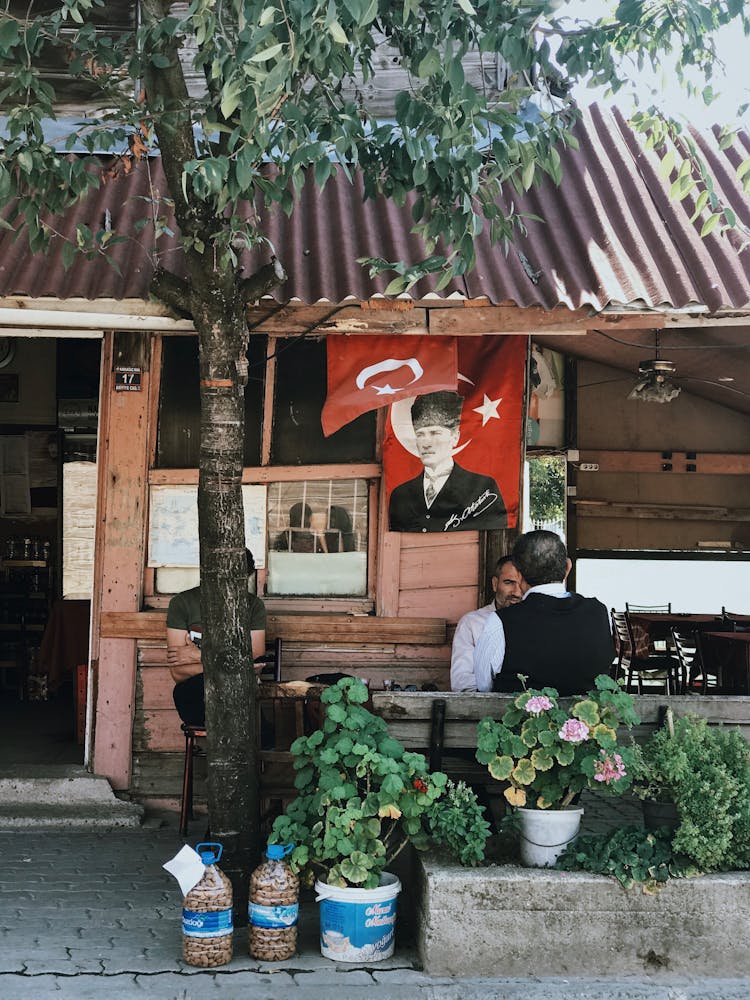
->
[321,335,458,436]
[384,336,527,532]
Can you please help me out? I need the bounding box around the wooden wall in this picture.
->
[575,360,750,551]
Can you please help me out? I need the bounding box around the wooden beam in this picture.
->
[577,450,750,475]
[148,463,382,485]
[573,499,750,521]
[102,610,447,645]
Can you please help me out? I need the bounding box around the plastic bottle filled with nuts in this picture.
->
[182,842,233,967]
[248,842,299,961]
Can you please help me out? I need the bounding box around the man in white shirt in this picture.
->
[450,555,522,691]
[473,530,614,695]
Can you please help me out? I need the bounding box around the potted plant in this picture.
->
[270,677,490,962]
[475,674,640,866]
[631,710,750,872]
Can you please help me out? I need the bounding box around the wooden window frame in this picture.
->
[144,334,381,610]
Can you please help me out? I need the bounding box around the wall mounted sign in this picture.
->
[114,366,142,391]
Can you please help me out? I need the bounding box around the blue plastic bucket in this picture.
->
[314,872,401,962]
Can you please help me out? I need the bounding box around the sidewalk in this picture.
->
[1,803,748,999]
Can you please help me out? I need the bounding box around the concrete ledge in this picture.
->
[0,769,144,828]
[416,853,750,977]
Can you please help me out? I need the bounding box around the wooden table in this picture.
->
[699,631,750,695]
[628,612,722,640]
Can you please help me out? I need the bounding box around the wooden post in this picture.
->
[91,331,152,789]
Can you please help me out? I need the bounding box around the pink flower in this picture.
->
[593,751,626,784]
[525,695,554,714]
[558,718,590,743]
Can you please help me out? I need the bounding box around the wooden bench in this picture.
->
[103,610,451,691]
[114,610,450,802]
[370,691,750,804]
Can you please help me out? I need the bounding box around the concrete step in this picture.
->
[0,765,144,828]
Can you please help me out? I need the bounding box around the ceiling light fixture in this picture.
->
[627,333,682,404]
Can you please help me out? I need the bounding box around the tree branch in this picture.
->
[150,268,192,318]
[238,258,287,306]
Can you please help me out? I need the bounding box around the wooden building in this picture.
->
[0,106,749,808]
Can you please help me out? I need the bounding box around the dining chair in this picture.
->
[625,602,672,613]
[612,611,680,694]
[179,638,283,836]
[670,626,698,694]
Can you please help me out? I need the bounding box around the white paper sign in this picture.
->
[148,484,267,568]
[162,844,205,897]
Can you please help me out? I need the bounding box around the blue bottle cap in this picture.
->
[266,843,294,859]
[196,842,223,865]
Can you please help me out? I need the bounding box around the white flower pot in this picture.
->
[516,806,584,867]
[314,872,401,962]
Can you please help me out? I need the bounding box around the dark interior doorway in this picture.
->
[0,336,100,767]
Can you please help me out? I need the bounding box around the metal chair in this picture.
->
[625,602,672,613]
[611,611,679,694]
[179,638,282,836]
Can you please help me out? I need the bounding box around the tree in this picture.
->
[0,0,746,903]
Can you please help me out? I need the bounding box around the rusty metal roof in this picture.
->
[0,104,748,312]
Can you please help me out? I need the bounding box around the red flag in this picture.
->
[321,335,458,436]
[384,336,527,532]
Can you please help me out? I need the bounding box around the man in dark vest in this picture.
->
[473,530,614,694]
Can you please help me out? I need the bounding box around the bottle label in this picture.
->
[182,908,233,938]
[249,903,299,928]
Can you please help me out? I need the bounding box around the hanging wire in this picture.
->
[591,328,750,350]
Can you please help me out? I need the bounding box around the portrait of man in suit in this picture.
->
[388,390,507,533]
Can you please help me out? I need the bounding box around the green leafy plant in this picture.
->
[556,825,701,893]
[476,675,640,809]
[270,678,490,888]
[423,778,491,868]
[632,711,750,871]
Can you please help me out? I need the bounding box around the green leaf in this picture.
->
[456,0,477,13]
[328,21,348,45]
[249,43,284,63]
[418,49,441,78]
[700,212,721,237]
[487,754,513,781]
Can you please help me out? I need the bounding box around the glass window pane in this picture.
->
[156,336,265,467]
[576,557,750,614]
[266,479,368,596]
[271,339,375,464]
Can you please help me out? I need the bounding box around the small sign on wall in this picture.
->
[114,366,142,391]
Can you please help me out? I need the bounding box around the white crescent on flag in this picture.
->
[355,357,424,396]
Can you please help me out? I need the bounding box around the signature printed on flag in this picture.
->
[443,490,499,531]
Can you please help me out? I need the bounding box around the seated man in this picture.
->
[167,549,266,726]
[450,555,522,691]
[474,530,614,695]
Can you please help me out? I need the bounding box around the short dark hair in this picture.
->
[493,554,516,576]
[246,548,256,574]
[512,531,567,587]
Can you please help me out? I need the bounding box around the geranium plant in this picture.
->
[475,675,640,809]
[270,678,490,888]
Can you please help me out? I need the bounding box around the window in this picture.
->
[271,339,375,464]
[266,479,369,596]
[157,335,265,468]
[576,555,750,613]
[150,336,379,605]
[523,454,566,539]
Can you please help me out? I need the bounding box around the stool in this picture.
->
[179,722,206,836]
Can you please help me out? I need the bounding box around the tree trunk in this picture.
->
[192,288,259,920]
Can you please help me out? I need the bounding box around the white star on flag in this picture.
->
[473,393,502,426]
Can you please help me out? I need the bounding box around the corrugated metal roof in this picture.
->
[0,104,748,312]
